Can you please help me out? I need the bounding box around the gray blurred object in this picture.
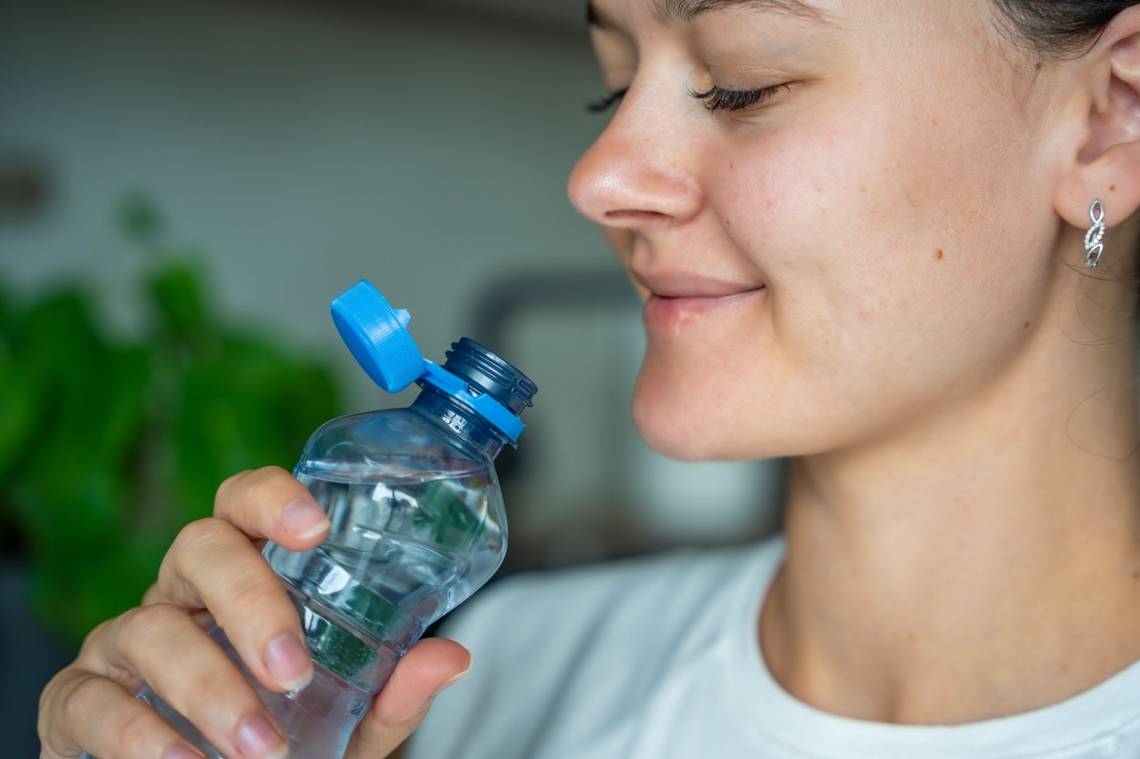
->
[0,153,51,221]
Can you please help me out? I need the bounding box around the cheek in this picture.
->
[665,82,1055,454]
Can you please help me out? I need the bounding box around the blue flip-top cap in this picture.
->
[331,280,423,393]
[330,279,529,443]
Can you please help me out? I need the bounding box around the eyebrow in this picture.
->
[586,0,829,29]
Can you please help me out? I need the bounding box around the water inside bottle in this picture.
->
[261,467,505,754]
[279,466,504,633]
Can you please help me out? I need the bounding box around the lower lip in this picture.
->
[643,287,767,332]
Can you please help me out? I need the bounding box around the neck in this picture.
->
[411,387,506,460]
[763,270,1140,725]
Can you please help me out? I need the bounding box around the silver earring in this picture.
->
[1084,198,1106,269]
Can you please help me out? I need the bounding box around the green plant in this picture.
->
[0,195,342,643]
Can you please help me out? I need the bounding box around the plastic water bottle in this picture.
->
[133,280,538,758]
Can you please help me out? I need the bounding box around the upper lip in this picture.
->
[630,269,766,298]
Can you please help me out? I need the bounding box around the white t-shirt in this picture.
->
[407,534,1140,758]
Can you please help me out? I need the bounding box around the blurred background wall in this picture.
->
[0,0,785,752]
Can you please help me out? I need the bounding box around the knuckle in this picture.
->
[159,520,232,603]
[118,603,186,651]
[76,618,114,662]
[216,466,297,525]
[215,469,254,512]
[246,465,295,503]
[363,704,423,745]
[37,669,70,744]
[140,581,161,606]
[59,673,104,729]
[116,704,155,756]
[184,661,258,719]
[225,566,287,621]
[159,652,263,734]
[253,464,292,483]
[172,517,227,559]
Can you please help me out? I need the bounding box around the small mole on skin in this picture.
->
[1023,321,1030,329]
[1110,184,1117,192]
[931,118,939,128]
[933,248,943,261]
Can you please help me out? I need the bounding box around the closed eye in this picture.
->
[586,87,629,113]
[586,83,791,114]
[688,83,792,112]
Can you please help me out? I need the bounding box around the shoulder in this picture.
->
[408,535,783,759]
[445,539,774,656]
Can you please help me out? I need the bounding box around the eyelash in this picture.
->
[586,88,629,113]
[689,83,791,112]
[585,83,790,114]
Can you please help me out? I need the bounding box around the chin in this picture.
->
[631,367,730,462]
[630,350,820,462]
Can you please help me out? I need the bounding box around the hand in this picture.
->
[38,466,471,759]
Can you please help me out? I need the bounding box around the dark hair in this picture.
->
[992,1,1135,58]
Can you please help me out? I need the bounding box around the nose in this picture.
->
[567,85,704,230]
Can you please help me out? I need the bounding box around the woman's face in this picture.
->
[568,0,1069,461]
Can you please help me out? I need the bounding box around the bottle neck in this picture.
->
[410,385,507,460]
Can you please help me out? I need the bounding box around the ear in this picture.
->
[1054,5,1140,236]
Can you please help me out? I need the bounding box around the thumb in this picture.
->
[345,637,472,759]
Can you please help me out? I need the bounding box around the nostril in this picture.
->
[605,209,671,222]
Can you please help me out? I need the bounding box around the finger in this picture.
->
[214,466,330,550]
[345,638,472,759]
[150,517,313,693]
[141,584,214,630]
[39,668,205,759]
[76,603,289,759]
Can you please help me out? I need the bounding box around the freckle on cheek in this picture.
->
[933,248,944,261]
[1023,321,1030,329]
[1110,184,1117,192]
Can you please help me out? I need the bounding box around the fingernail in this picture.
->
[164,746,205,759]
[236,713,288,759]
[265,633,312,692]
[431,664,471,698]
[281,499,329,540]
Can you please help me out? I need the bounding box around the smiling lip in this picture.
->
[642,287,767,332]
[630,270,767,331]
[631,270,765,299]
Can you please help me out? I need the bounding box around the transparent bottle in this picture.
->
[133,281,537,758]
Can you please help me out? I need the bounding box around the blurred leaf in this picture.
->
[118,192,162,245]
[0,361,42,480]
[145,260,211,345]
[170,332,339,525]
[0,277,16,342]
[2,196,344,642]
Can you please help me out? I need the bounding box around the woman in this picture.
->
[38,0,1140,757]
